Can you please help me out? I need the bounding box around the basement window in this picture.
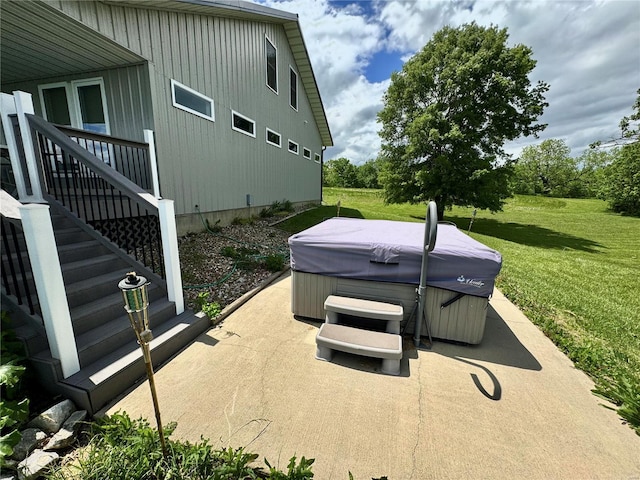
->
[231,110,256,137]
[303,147,311,160]
[288,140,299,155]
[171,79,214,121]
[266,128,282,148]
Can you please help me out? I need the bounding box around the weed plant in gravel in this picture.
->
[179,218,291,311]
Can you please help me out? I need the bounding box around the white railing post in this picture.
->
[1,93,31,202]
[158,199,184,315]
[13,91,44,202]
[19,204,80,378]
[144,129,161,199]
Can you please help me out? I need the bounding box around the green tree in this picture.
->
[324,158,361,188]
[513,141,615,198]
[377,22,548,218]
[356,159,381,189]
[575,148,615,198]
[513,139,580,197]
[593,90,640,215]
[322,162,330,187]
[600,143,640,215]
[592,88,640,148]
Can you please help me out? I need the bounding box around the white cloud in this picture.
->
[323,75,389,162]
[259,0,640,164]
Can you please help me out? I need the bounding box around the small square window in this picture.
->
[303,148,311,159]
[288,140,299,154]
[171,79,214,121]
[231,110,255,137]
[266,128,281,148]
[314,153,321,163]
[266,37,278,93]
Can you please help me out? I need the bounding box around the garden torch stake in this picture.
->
[468,209,477,233]
[118,272,168,458]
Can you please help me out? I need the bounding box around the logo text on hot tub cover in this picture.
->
[457,275,485,288]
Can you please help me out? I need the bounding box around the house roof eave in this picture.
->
[103,0,333,146]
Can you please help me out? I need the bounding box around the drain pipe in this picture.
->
[321,146,326,203]
[414,201,438,349]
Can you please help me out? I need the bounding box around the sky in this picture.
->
[258,0,640,165]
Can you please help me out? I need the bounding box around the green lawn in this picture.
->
[280,188,640,432]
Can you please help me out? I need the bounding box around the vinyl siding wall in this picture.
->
[2,64,152,142]
[49,1,324,216]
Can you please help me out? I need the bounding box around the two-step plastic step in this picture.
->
[316,295,403,375]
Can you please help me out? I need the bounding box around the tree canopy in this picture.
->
[323,158,382,189]
[512,139,614,198]
[593,89,640,215]
[323,158,359,188]
[377,22,549,218]
[592,88,640,148]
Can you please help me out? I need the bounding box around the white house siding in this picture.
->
[47,1,324,217]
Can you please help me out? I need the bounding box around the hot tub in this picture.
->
[288,217,502,344]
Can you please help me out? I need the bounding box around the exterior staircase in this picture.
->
[1,98,210,414]
[4,203,209,414]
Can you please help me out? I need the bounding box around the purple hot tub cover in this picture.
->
[288,217,502,298]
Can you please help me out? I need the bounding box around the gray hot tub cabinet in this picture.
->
[288,218,501,345]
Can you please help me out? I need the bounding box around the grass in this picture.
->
[279,188,640,433]
[276,205,363,232]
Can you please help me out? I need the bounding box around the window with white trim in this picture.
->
[38,78,112,168]
[39,78,111,134]
[289,67,298,110]
[171,79,214,121]
[314,153,321,163]
[266,128,281,148]
[266,37,278,93]
[231,110,256,137]
[303,147,311,159]
[288,140,299,155]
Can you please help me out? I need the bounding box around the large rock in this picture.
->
[10,428,47,461]
[45,410,87,450]
[28,400,75,434]
[17,449,59,480]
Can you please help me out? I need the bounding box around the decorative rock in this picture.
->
[17,449,59,480]
[10,429,47,461]
[28,400,75,434]
[45,410,87,450]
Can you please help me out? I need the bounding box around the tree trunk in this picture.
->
[434,196,445,221]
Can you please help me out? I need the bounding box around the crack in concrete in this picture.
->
[410,349,424,480]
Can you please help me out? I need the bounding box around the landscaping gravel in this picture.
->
[178,217,292,311]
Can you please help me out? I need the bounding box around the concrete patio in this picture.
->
[104,271,640,479]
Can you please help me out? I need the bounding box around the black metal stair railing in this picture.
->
[55,125,153,190]
[26,114,165,278]
[1,212,39,316]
